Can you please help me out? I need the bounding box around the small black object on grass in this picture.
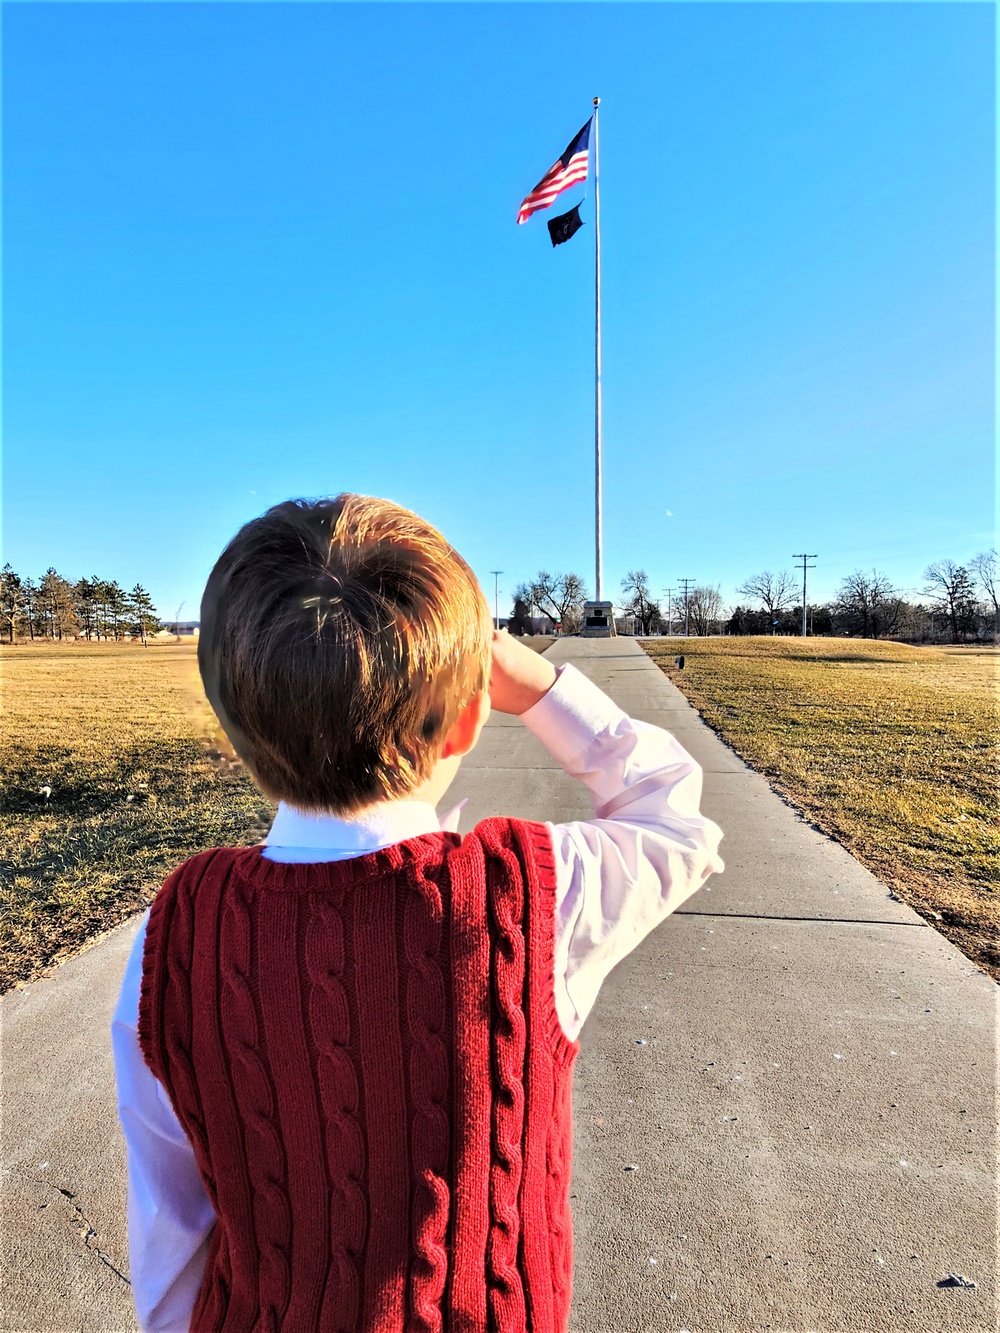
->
[675,655,685,670]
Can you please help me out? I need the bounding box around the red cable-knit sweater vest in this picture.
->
[137,817,580,1333]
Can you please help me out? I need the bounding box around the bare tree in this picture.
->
[619,570,662,636]
[688,585,724,636]
[527,571,588,633]
[970,549,999,639]
[734,570,795,635]
[835,569,902,639]
[923,560,978,644]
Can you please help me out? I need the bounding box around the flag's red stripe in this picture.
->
[517,149,590,222]
[528,166,588,201]
[529,166,587,197]
[517,176,589,221]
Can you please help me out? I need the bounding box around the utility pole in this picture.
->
[677,578,696,637]
[663,587,674,637]
[490,571,504,630]
[792,554,817,637]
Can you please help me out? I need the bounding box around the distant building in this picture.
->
[156,620,200,638]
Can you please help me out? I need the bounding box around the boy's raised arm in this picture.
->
[488,628,559,716]
[511,651,724,1042]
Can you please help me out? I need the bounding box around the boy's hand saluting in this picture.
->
[488,629,558,716]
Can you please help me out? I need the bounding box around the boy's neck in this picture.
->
[266,798,445,855]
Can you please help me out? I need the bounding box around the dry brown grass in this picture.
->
[0,636,561,990]
[643,637,998,978]
[0,642,271,992]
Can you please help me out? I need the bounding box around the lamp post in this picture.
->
[490,571,503,630]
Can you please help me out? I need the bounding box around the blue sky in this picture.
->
[3,1,994,620]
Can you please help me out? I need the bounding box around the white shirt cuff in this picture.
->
[520,663,628,768]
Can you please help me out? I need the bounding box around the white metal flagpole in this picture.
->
[593,96,603,603]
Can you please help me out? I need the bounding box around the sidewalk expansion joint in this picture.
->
[674,909,929,928]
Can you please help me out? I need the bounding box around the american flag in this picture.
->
[517,118,592,225]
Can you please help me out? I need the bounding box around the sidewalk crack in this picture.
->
[52,1187,131,1287]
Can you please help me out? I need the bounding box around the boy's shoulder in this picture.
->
[458,817,559,892]
[464,816,552,859]
[155,844,252,898]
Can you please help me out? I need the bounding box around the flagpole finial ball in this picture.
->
[593,96,600,107]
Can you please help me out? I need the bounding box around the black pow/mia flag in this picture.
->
[547,203,585,247]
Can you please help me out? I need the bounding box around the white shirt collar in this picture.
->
[264,798,464,862]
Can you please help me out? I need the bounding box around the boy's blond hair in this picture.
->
[198,494,492,813]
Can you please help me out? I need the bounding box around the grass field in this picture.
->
[4,635,995,990]
[642,637,998,978]
[0,642,271,992]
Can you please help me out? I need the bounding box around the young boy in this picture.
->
[112,493,723,1333]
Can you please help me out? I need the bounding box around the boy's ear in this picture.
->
[440,690,491,760]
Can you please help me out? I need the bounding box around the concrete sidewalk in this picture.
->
[1,637,995,1332]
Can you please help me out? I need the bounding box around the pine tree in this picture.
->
[91,577,111,639]
[127,584,159,645]
[19,577,39,641]
[103,580,128,640]
[74,578,97,640]
[0,565,23,643]
[38,569,80,640]
[91,578,127,640]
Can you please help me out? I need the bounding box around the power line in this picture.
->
[792,554,817,637]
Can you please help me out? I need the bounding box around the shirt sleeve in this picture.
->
[520,663,725,1042]
[110,912,217,1333]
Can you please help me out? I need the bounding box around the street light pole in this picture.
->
[490,571,504,630]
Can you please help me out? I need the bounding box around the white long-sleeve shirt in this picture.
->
[111,662,724,1332]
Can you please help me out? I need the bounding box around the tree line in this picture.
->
[729,554,997,643]
[5,548,995,647]
[0,565,162,644]
[509,550,998,643]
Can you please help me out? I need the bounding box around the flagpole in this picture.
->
[593,95,603,604]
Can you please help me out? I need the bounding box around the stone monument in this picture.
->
[580,600,616,637]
